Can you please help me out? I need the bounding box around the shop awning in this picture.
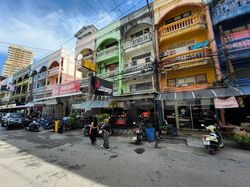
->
[72,100,111,110]
[156,86,243,101]
[45,99,57,105]
[239,85,250,95]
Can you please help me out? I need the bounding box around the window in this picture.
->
[105,41,118,48]
[177,77,195,86]
[131,61,137,66]
[132,53,151,61]
[130,82,152,92]
[145,57,151,63]
[195,74,207,84]
[166,11,192,25]
[168,79,176,87]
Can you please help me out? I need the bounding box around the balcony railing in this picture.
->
[212,0,250,25]
[159,13,206,41]
[98,69,119,79]
[123,33,152,49]
[46,84,56,91]
[225,36,250,52]
[97,46,119,59]
[48,67,60,77]
[34,86,45,93]
[35,72,47,81]
[80,77,89,87]
[160,48,212,70]
[124,62,154,74]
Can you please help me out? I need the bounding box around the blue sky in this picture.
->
[0,0,153,73]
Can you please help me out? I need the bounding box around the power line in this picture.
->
[0,41,52,52]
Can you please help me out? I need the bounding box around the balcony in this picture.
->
[98,69,119,79]
[123,62,154,74]
[162,84,210,92]
[218,37,250,61]
[48,67,60,77]
[212,0,250,25]
[123,33,152,49]
[160,48,212,71]
[46,84,56,91]
[34,86,45,93]
[96,46,119,62]
[159,13,206,42]
[80,77,89,88]
[35,72,47,81]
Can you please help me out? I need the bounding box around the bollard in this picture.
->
[54,120,59,133]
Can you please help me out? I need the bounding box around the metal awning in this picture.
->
[72,100,111,110]
[45,99,57,105]
[156,86,243,101]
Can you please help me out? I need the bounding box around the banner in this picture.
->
[214,97,239,109]
[52,80,80,96]
[89,76,113,96]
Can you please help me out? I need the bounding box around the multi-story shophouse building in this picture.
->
[75,25,97,94]
[11,65,32,106]
[30,48,81,118]
[118,5,157,124]
[209,0,250,125]
[95,21,122,97]
[154,0,224,129]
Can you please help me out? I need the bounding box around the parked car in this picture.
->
[2,113,28,129]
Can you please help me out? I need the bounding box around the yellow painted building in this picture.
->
[154,0,221,92]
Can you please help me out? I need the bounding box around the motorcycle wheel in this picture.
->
[209,149,216,155]
[84,131,89,137]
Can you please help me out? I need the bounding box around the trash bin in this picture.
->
[145,127,155,142]
[54,120,59,133]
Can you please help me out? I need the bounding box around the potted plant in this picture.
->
[233,130,250,150]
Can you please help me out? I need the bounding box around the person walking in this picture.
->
[100,118,112,149]
[89,117,98,144]
[58,118,64,134]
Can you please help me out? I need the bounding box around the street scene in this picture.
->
[0,127,250,187]
[0,0,250,186]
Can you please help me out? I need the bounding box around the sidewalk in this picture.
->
[113,128,235,148]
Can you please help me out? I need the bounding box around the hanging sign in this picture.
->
[214,97,239,109]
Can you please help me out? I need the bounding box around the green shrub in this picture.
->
[95,113,110,124]
[233,131,250,144]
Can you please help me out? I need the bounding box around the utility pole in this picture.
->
[219,26,235,81]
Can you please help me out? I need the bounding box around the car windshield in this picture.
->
[10,113,24,118]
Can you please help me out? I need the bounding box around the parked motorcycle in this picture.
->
[39,116,54,129]
[201,124,224,155]
[26,118,40,132]
[82,124,90,137]
[132,122,146,145]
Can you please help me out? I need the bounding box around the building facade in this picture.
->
[209,0,250,125]
[1,46,33,77]
[154,0,221,129]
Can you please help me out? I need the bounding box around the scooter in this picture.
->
[201,124,224,155]
[132,122,145,145]
[82,124,90,137]
[26,118,40,132]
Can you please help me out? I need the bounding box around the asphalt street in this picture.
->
[0,127,250,187]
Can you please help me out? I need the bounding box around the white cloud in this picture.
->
[0,3,117,59]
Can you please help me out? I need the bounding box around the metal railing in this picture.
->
[48,67,60,76]
[34,86,45,93]
[212,0,250,24]
[159,13,206,38]
[124,62,153,73]
[97,46,119,58]
[98,69,119,79]
[160,48,212,65]
[80,77,89,87]
[123,33,152,49]
[35,72,47,80]
[46,84,56,91]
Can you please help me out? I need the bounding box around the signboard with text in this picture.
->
[52,80,80,96]
[82,60,96,72]
[214,97,239,109]
[89,76,113,96]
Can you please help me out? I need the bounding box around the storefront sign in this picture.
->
[214,97,239,109]
[89,76,113,96]
[82,60,96,72]
[52,80,80,96]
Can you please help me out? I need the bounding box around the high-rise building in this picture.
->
[1,46,33,77]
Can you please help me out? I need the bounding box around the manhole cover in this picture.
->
[134,148,145,154]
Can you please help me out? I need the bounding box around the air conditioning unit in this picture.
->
[159,51,168,58]
[99,63,105,68]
